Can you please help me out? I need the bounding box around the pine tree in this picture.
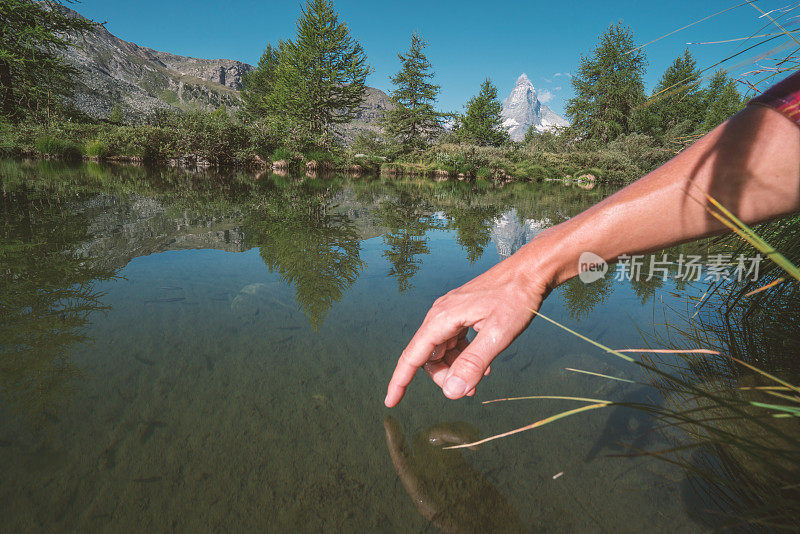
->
[644,49,703,136]
[0,0,97,122]
[565,22,647,142]
[701,70,745,131]
[260,0,372,144]
[382,32,441,150]
[458,78,508,146]
[241,44,280,119]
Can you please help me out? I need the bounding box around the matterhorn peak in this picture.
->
[501,72,569,141]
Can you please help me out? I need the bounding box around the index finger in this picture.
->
[384,320,468,407]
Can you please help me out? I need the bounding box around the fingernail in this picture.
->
[444,376,467,398]
[384,394,391,407]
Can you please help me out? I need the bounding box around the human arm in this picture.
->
[384,103,800,407]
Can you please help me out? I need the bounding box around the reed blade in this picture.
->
[443,403,611,450]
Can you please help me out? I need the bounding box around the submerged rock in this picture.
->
[230,283,293,320]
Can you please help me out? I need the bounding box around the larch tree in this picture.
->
[382,32,441,150]
[0,0,97,122]
[459,78,508,146]
[240,43,280,120]
[642,49,704,136]
[565,22,647,142]
[701,70,745,131]
[268,0,371,145]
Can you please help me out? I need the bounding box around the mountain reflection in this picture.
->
[0,160,626,363]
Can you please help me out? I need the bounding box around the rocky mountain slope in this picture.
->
[60,6,248,120]
[501,74,569,141]
[58,5,392,137]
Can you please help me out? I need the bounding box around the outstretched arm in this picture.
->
[385,103,800,407]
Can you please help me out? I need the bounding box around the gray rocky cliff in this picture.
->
[59,6,247,119]
[58,5,392,140]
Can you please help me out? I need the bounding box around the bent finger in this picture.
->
[442,325,512,399]
[422,360,450,389]
[385,317,469,407]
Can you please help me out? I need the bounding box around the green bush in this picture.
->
[304,150,343,166]
[84,140,112,158]
[476,166,492,179]
[34,136,82,160]
[351,130,386,156]
[271,147,292,162]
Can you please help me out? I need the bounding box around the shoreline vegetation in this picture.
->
[0,2,745,186]
[0,122,648,183]
[0,114,679,184]
[0,116,738,183]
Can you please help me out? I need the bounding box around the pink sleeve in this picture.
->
[749,71,800,124]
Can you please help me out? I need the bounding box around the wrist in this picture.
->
[510,217,597,291]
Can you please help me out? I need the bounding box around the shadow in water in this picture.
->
[384,416,528,533]
[584,387,660,462]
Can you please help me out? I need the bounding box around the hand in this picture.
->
[384,254,552,407]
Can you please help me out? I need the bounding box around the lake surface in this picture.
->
[1,160,713,532]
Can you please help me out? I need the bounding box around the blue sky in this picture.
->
[71,1,796,116]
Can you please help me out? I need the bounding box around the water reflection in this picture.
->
[244,179,364,328]
[384,417,528,533]
[0,182,116,426]
[560,276,614,321]
[376,192,442,292]
[0,159,727,531]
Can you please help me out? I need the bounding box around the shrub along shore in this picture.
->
[0,114,676,184]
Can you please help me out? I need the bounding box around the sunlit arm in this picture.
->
[384,104,800,407]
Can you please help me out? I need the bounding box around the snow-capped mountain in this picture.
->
[501,74,569,141]
[490,209,551,259]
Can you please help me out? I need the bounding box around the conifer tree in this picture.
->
[254,0,371,144]
[458,78,508,146]
[382,32,441,150]
[701,70,744,131]
[241,44,280,119]
[565,22,647,142]
[0,0,97,122]
[643,49,703,136]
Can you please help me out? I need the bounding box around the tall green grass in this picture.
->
[449,199,800,530]
[34,136,83,160]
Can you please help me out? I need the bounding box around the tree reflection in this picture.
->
[376,192,442,292]
[244,179,364,329]
[560,274,614,320]
[0,183,115,425]
[629,275,664,304]
[444,203,502,263]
